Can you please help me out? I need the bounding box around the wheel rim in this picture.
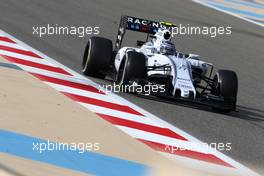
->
[117,61,125,84]
[82,39,91,72]
[212,74,220,95]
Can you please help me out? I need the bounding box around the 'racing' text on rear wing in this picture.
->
[115,15,176,51]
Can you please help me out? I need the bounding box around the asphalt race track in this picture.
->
[0,0,263,173]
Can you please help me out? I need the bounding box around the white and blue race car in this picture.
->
[82,15,238,112]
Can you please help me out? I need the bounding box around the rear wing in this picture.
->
[115,15,176,51]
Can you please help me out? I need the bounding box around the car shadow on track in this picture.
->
[132,93,264,122]
[93,79,264,122]
[231,105,264,122]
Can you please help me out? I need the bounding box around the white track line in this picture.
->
[192,0,264,27]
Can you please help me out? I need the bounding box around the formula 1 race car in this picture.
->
[81,15,238,112]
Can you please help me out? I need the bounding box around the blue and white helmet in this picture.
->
[154,29,172,41]
[153,29,176,55]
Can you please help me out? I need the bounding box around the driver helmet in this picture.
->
[154,29,172,41]
[163,30,171,41]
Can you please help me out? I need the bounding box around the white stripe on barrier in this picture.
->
[116,125,213,154]
[79,102,161,127]
[14,64,71,77]
[46,82,118,104]
[0,41,28,50]
[0,50,54,66]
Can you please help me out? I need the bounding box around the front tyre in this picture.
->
[82,36,113,78]
[212,69,238,112]
[117,51,146,85]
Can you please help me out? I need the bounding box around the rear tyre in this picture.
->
[212,69,238,112]
[82,36,113,78]
[117,51,146,85]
